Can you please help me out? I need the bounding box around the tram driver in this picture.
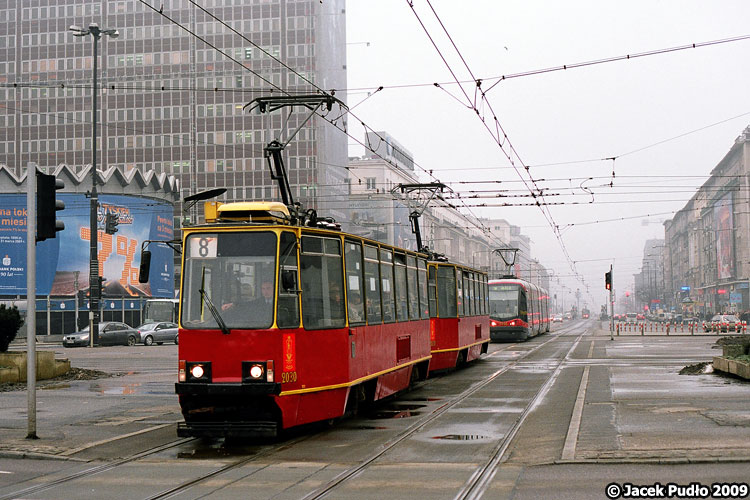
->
[221,279,275,327]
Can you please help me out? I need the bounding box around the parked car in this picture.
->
[552,314,563,323]
[136,321,179,346]
[62,321,140,347]
[703,314,741,332]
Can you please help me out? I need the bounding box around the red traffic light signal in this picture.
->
[604,271,612,290]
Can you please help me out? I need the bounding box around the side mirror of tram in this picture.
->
[281,269,297,292]
[138,250,152,283]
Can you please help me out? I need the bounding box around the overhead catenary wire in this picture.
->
[135,0,504,248]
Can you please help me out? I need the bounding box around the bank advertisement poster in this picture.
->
[0,193,174,298]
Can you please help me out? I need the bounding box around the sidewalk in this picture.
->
[0,347,182,461]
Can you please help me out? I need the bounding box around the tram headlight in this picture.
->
[249,364,263,379]
[242,361,274,383]
[185,361,211,382]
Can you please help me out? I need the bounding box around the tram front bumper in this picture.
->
[175,381,281,396]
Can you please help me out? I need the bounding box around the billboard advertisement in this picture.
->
[0,193,174,298]
[713,192,734,280]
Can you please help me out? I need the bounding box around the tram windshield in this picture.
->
[181,232,277,330]
[489,283,520,320]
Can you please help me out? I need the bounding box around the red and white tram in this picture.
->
[488,277,550,342]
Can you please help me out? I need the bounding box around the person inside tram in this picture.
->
[222,279,274,326]
[348,291,363,323]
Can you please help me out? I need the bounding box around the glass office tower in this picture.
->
[0,0,348,221]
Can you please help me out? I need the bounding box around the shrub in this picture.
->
[0,304,24,352]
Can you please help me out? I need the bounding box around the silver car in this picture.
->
[136,322,179,346]
[62,322,140,347]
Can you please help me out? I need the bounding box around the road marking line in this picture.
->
[561,364,589,461]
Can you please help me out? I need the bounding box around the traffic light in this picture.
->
[605,271,612,291]
[36,173,65,242]
[105,213,119,234]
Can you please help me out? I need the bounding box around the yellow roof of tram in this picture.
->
[205,201,290,224]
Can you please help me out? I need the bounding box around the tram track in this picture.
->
[0,323,586,500]
[454,327,590,500]
[299,322,589,500]
[0,438,195,500]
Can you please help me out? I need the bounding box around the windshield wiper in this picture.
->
[199,267,230,335]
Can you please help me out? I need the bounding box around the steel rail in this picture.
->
[299,325,574,500]
[0,438,195,500]
[454,327,592,500]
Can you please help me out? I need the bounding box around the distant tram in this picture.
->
[488,277,550,341]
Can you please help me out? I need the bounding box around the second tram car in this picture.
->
[428,262,489,372]
[488,278,550,341]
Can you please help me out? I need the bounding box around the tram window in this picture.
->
[406,255,419,320]
[456,269,464,317]
[394,253,408,322]
[427,266,437,317]
[472,274,479,316]
[344,240,365,326]
[462,272,471,316]
[437,266,457,318]
[380,249,395,323]
[277,232,300,329]
[364,245,382,323]
[181,232,276,330]
[418,259,429,319]
[300,235,345,329]
[477,275,487,314]
[519,289,528,322]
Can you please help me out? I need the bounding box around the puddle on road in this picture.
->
[367,403,426,419]
[88,382,142,395]
[431,434,490,441]
[41,383,71,390]
[178,446,256,459]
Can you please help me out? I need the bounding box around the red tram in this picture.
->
[488,277,550,342]
[169,201,488,437]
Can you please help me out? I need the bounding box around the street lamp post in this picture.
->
[70,23,119,346]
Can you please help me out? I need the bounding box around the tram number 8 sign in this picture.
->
[190,235,218,258]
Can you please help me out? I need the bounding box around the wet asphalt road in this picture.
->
[1,320,749,499]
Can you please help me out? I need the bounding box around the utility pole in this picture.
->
[70,23,119,346]
[609,264,614,341]
[25,163,37,440]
